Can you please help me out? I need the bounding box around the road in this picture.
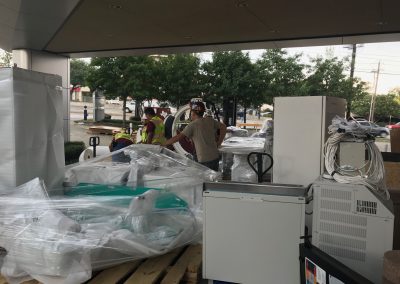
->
[70,102,125,147]
[69,102,391,150]
[70,101,125,121]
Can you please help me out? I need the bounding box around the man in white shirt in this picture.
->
[164,101,226,171]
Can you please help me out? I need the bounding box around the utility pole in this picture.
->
[347,44,357,118]
[349,44,356,80]
[369,61,381,122]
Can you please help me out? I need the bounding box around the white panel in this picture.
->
[203,194,305,284]
[273,96,323,186]
[273,96,346,186]
[338,142,365,171]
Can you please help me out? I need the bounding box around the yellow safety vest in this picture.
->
[142,116,166,144]
[115,132,131,140]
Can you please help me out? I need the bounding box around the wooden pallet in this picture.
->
[88,126,122,135]
[236,123,262,129]
[0,245,202,284]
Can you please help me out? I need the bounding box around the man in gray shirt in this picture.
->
[163,101,227,171]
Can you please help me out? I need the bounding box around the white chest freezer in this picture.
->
[203,182,307,284]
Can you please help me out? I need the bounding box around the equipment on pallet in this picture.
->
[0,145,218,284]
[309,115,393,284]
[311,179,394,284]
[203,181,307,284]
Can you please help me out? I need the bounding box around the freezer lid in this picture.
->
[204,181,307,203]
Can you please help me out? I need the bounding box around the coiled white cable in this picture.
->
[324,117,389,200]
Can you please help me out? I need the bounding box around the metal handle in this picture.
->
[247,152,273,183]
[89,136,100,157]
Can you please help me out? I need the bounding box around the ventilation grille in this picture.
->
[319,233,366,250]
[320,222,367,238]
[356,200,377,215]
[320,211,367,227]
[321,200,351,212]
[321,188,352,200]
[320,244,366,262]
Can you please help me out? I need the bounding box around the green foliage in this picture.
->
[202,51,263,108]
[70,59,92,87]
[80,50,376,121]
[64,141,86,165]
[88,56,158,123]
[352,93,400,120]
[0,50,12,67]
[256,49,305,104]
[351,93,371,117]
[375,94,400,119]
[157,54,201,107]
[303,57,368,114]
[388,88,400,104]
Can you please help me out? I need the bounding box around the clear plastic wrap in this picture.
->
[0,145,218,284]
[220,137,267,182]
[219,137,266,154]
[225,126,248,139]
[231,154,258,183]
[0,68,65,189]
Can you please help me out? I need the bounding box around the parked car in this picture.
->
[125,100,160,113]
[387,122,400,130]
[125,101,137,113]
[357,121,390,137]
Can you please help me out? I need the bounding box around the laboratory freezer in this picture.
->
[203,182,307,284]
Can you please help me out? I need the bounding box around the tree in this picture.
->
[202,51,264,125]
[70,59,92,96]
[71,59,91,87]
[388,87,400,104]
[303,57,368,116]
[351,93,371,118]
[255,49,305,104]
[88,56,158,124]
[0,49,12,67]
[352,93,400,121]
[157,54,201,107]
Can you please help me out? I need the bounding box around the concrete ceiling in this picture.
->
[1,0,400,57]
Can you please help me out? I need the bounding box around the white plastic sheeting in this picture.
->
[0,145,218,284]
[220,137,267,182]
[0,67,65,189]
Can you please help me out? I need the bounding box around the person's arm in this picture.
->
[217,122,227,147]
[164,132,186,146]
[146,132,154,144]
[145,122,156,144]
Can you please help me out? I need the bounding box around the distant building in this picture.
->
[71,86,91,102]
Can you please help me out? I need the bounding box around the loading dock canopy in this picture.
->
[1,0,400,57]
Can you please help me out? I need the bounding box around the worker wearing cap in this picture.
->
[141,107,166,145]
[164,101,227,171]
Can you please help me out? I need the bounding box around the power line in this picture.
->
[355,70,400,76]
